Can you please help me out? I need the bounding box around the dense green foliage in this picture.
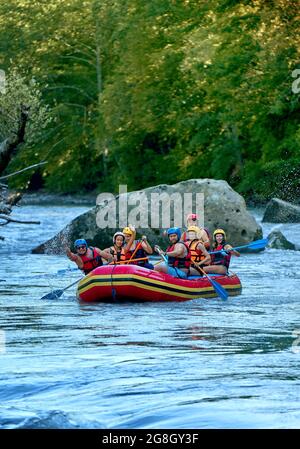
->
[0,0,299,201]
[0,69,51,151]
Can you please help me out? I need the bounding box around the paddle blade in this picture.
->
[41,289,64,300]
[247,238,268,250]
[210,278,228,301]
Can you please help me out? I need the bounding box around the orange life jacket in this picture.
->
[110,246,127,263]
[188,239,207,263]
[182,229,210,249]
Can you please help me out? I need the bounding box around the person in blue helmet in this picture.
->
[154,227,191,279]
[66,239,113,275]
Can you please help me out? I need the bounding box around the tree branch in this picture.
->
[0,161,47,181]
[0,214,40,226]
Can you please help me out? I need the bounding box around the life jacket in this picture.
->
[188,239,207,263]
[126,240,149,266]
[80,247,103,274]
[211,244,231,268]
[110,246,127,263]
[167,241,191,270]
[182,228,210,249]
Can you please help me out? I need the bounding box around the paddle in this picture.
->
[128,240,143,261]
[154,245,168,263]
[155,245,228,301]
[40,277,83,300]
[192,261,228,301]
[109,240,143,265]
[209,238,268,255]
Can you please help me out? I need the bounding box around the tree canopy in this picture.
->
[0,0,299,201]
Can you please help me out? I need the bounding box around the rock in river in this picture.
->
[32,179,262,254]
[267,230,299,250]
[263,198,300,223]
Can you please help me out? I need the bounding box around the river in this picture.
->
[0,204,299,429]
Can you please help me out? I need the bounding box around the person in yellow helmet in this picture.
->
[181,213,210,249]
[122,225,154,269]
[204,229,240,275]
[186,226,211,275]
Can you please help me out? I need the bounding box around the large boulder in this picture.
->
[32,179,262,254]
[263,198,300,223]
[267,230,299,250]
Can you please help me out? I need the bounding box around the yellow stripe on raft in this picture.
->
[78,280,218,299]
[78,273,240,293]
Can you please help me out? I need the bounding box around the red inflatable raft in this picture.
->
[77,265,242,302]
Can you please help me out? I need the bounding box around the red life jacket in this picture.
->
[110,246,127,263]
[80,247,103,274]
[167,241,191,269]
[211,244,231,268]
[126,240,149,265]
[188,239,206,263]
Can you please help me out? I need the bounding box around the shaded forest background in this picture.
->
[0,0,299,202]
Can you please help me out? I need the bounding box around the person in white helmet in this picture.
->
[104,232,128,263]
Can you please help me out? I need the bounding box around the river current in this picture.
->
[0,204,299,429]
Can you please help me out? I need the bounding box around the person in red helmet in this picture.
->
[181,213,210,250]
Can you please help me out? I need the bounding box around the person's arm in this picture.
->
[166,243,185,258]
[199,229,210,248]
[95,247,113,263]
[196,243,211,266]
[224,244,240,257]
[141,236,153,254]
[65,247,83,269]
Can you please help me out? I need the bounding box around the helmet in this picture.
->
[167,227,181,241]
[113,232,125,242]
[122,227,133,236]
[187,213,198,221]
[187,225,199,233]
[74,239,87,248]
[213,229,226,240]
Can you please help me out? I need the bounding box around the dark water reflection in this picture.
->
[0,206,300,428]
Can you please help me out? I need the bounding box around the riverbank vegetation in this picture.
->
[0,0,299,202]
[0,70,50,230]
